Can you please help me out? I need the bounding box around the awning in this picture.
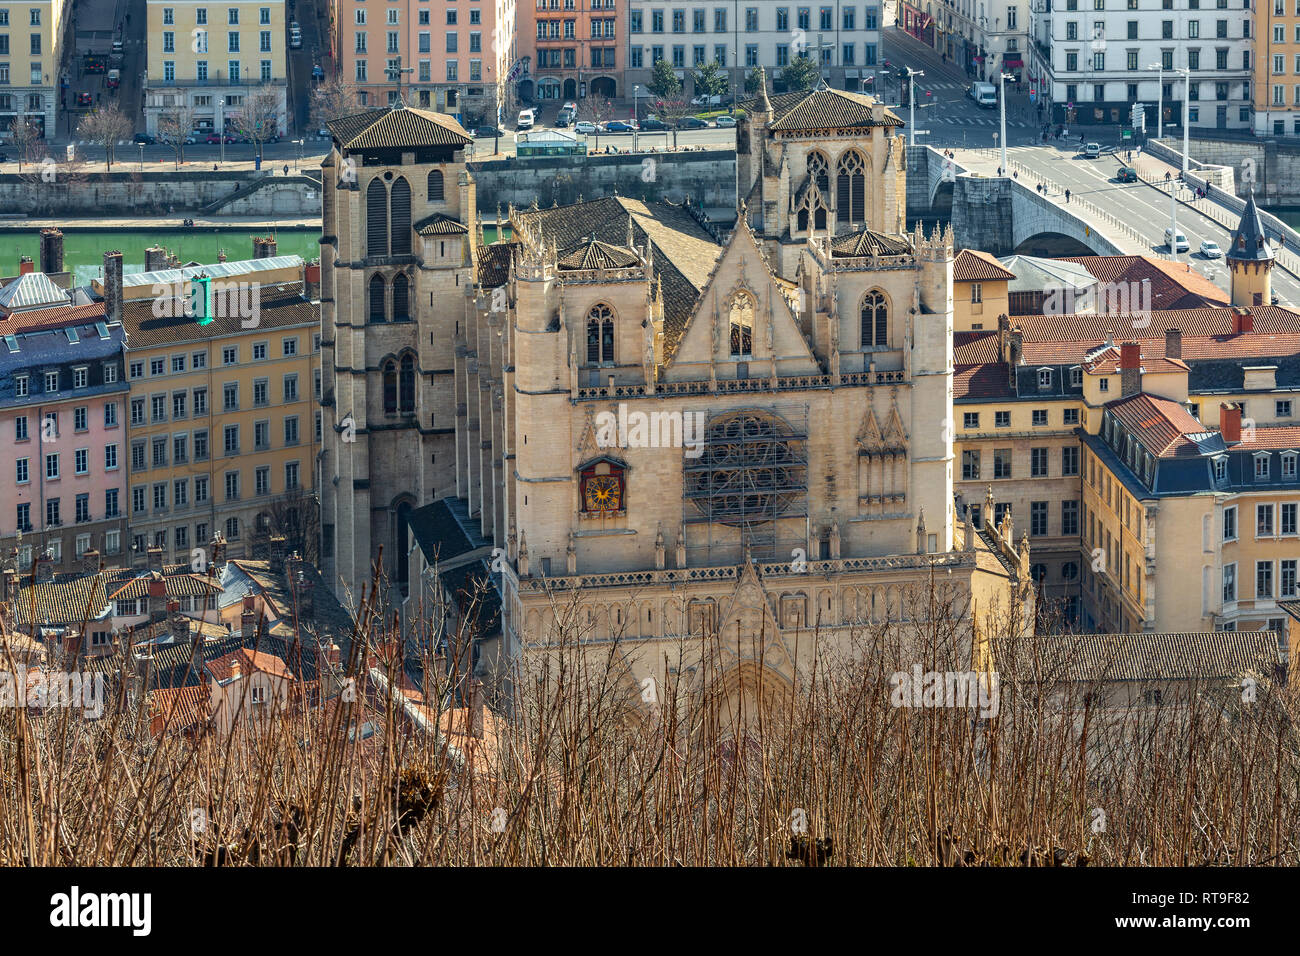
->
[1004,58,1024,67]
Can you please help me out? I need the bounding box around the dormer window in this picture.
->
[14,374,28,398]
[1283,451,1298,480]
[1037,367,1053,389]
[1213,456,1228,484]
[1255,452,1271,481]
[1070,366,1083,388]
[44,370,59,393]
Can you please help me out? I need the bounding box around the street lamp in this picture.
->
[1176,67,1190,173]
[138,143,144,170]
[906,67,925,146]
[1146,64,1163,139]
[292,138,303,171]
[998,71,1014,174]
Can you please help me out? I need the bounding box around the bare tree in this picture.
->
[8,116,42,173]
[228,85,283,163]
[76,106,132,171]
[584,97,614,152]
[249,488,321,566]
[658,98,693,149]
[309,78,362,133]
[157,105,197,167]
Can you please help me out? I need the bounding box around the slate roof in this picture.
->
[557,238,640,271]
[514,197,720,357]
[326,107,473,149]
[119,281,316,348]
[414,213,470,236]
[1228,191,1274,262]
[476,242,513,288]
[1005,631,1284,683]
[744,88,904,131]
[1106,392,1218,458]
[954,249,1016,282]
[1081,343,1189,375]
[829,228,912,258]
[407,498,487,565]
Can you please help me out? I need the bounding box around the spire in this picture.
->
[1228,188,1274,263]
[755,66,772,115]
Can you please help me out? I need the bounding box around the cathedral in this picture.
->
[319,88,1033,716]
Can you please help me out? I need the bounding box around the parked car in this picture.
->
[1082,142,1101,158]
[317,125,330,137]
[474,126,502,138]
[574,120,598,134]
[133,133,156,145]
[639,118,667,131]
[1165,228,1189,253]
[1115,166,1138,182]
[205,132,232,144]
[676,115,710,129]
[690,93,722,106]
[289,22,302,48]
[111,39,124,55]
[517,108,536,130]
[106,69,120,90]
[715,115,737,128]
[603,120,636,132]
[1199,240,1223,258]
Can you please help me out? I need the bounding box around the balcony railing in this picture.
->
[145,76,288,89]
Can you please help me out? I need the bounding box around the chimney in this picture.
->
[1221,402,1243,444]
[102,251,124,327]
[241,595,256,641]
[144,246,168,272]
[39,228,64,275]
[168,599,192,646]
[1234,309,1254,335]
[2,569,18,608]
[269,534,286,574]
[1164,328,1182,360]
[304,260,321,300]
[18,256,33,275]
[80,548,101,577]
[146,545,164,573]
[1120,341,1142,398]
[468,678,485,738]
[217,250,228,263]
[253,236,277,259]
[147,573,168,622]
[35,558,55,584]
[229,656,241,681]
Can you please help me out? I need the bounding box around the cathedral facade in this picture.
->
[320,92,1032,716]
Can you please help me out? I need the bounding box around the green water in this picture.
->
[0,227,323,285]
[1271,207,1300,230]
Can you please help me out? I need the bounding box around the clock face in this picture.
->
[584,474,622,513]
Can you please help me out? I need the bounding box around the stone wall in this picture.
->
[1152,134,1300,206]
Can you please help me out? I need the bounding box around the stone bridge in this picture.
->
[905,145,1122,256]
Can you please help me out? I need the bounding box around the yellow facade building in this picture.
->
[142,0,288,138]
[0,0,66,137]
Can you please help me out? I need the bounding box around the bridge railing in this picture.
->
[1004,157,1146,250]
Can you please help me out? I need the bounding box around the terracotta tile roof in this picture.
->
[1107,392,1211,457]
[148,684,210,731]
[557,238,640,270]
[1014,305,1300,343]
[108,572,221,602]
[14,566,221,629]
[954,249,1016,282]
[120,282,316,349]
[747,88,904,131]
[1019,330,1300,366]
[829,228,912,258]
[1081,343,1189,375]
[1229,425,1300,450]
[997,630,1282,682]
[953,331,1000,365]
[207,647,296,683]
[1061,255,1229,310]
[414,213,469,236]
[327,107,472,150]
[954,362,1013,400]
[0,301,106,333]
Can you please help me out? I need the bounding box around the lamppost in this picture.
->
[138,143,144,170]
[292,138,303,171]
[998,71,1014,173]
[1146,63,1163,139]
[1176,67,1190,172]
[906,67,925,145]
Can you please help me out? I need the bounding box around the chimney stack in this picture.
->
[1221,402,1243,443]
[144,246,168,272]
[39,228,64,275]
[217,250,228,263]
[35,557,55,584]
[241,595,257,641]
[268,534,286,574]
[253,236,277,259]
[2,569,18,608]
[1234,308,1255,335]
[80,548,101,577]
[18,256,33,275]
[1119,341,1142,398]
[102,251,124,327]
[229,656,241,681]
[1164,328,1182,360]
[168,599,192,646]
[304,260,321,301]
[147,573,168,622]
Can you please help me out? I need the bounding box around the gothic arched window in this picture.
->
[383,360,398,414]
[369,274,386,323]
[836,150,866,224]
[428,169,445,201]
[399,354,416,413]
[729,291,754,356]
[587,303,614,363]
[390,176,412,255]
[807,151,830,196]
[367,178,389,256]
[860,290,888,348]
[392,272,409,321]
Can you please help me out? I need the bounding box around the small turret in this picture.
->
[1227,189,1275,308]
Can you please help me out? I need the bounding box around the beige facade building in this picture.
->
[0,0,65,138]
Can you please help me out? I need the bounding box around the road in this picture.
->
[959,144,1300,307]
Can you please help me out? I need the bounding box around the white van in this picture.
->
[289,23,302,49]
[1165,228,1189,252]
[969,82,998,108]
[518,108,535,130]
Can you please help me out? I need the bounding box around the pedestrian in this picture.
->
[283,163,289,175]
[1065,188,1071,203]
[1013,170,1018,179]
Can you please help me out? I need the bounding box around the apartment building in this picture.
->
[1254,0,1300,134]
[142,0,288,137]
[1029,0,1253,129]
[335,0,518,126]
[0,0,67,137]
[622,1,882,102]
[915,0,1029,80]
[521,0,619,101]
[0,272,129,574]
[97,253,320,565]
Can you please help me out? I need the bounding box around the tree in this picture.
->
[8,116,42,173]
[228,85,283,163]
[157,105,197,167]
[744,68,765,95]
[782,55,821,93]
[692,61,730,99]
[584,97,614,152]
[309,78,363,133]
[648,58,682,99]
[249,488,321,566]
[76,106,132,171]
[658,98,692,148]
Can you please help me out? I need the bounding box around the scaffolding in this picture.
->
[683,404,810,564]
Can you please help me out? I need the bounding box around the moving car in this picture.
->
[715,115,737,128]
[1164,228,1189,252]
[1199,240,1223,258]
[1115,166,1138,182]
[603,120,636,132]
[106,69,120,90]
[111,39,123,55]
[690,93,722,106]
[76,92,93,106]
[968,82,998,108]
[317,125,329,137]
[1082,142,1101,158]
[132,133,156,145]
[574,120,598,133]
[289,22,302,48]
[474,126,502,138]
[676,116,709,129]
